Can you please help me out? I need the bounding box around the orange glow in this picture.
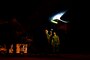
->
[0,48,7,51]
[0,44,7,52]
[16,44,28,53]
[9,44,13,53]
[16,44,20,53]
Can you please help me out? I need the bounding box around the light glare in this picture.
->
[50,11,68,24]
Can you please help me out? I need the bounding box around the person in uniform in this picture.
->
[45,29,50,41]
[51,32,60,52]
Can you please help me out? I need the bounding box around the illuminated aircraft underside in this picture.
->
[50,11,69,24]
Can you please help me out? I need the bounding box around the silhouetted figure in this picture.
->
[49,31,53,53]
[20,45,24,54]
[52,32,60,52]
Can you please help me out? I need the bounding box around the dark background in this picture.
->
[0,0,89,54]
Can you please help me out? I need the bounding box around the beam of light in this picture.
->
[51,19,58,24]
[50,11,68,24]
[59,19,68,23]
[52,12,65,20]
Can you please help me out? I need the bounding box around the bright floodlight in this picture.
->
[51,11,68,24]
